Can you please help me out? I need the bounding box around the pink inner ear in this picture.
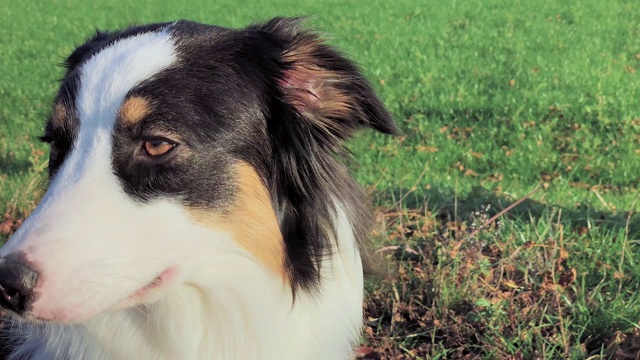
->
[279,69,321,111]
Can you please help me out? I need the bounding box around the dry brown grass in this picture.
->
[356,191,640,359]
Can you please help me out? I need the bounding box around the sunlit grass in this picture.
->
[1,1,639,358]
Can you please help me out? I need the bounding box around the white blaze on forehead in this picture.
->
[49,28,179,188]
[77,28,177,131]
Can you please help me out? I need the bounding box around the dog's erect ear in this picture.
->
[64,30,113,71]
[254,18,399,140]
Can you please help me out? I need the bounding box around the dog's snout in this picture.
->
[0,253,38,314]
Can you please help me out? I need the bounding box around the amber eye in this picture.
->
[143,138,176,157]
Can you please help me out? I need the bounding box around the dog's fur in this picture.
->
[0,18,397,359]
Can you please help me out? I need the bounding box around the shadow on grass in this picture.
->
[0,157,33,177]
[374,184,640,241]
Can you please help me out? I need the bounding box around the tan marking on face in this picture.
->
[118,96,151,126]
[188,163,285,278]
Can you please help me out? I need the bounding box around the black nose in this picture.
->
[0,253,38,314]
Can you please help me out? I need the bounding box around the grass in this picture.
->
[1,0,639,358]
[362,190,639,359]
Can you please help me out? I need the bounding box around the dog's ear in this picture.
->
[254,18,399,141]
[243,19,396,290]
[64,30,113,71]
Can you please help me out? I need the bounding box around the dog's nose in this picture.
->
[0,253,38,314]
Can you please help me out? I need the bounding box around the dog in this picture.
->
[0,18,397,359]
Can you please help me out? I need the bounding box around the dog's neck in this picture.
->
[9,203,364,360]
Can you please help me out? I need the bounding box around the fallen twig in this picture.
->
[468,184,541,238]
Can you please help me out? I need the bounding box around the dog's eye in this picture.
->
[143,139,176,157]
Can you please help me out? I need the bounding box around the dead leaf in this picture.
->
[416,146,439,153]
[558,268,577,287]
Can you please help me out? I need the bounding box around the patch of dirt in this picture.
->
[602,328,640,360]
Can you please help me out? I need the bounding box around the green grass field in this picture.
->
[1,0,639,358]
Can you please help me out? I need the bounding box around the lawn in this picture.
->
[1,0,639,358]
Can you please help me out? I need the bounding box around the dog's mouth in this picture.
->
[124,267,177,304]
[24,267,179,323]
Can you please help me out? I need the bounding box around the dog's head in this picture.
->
[0,18,396,323]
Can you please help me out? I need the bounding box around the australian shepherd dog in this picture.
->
[0,18,397,359]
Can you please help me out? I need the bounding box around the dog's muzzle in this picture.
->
[0,252,38,315]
